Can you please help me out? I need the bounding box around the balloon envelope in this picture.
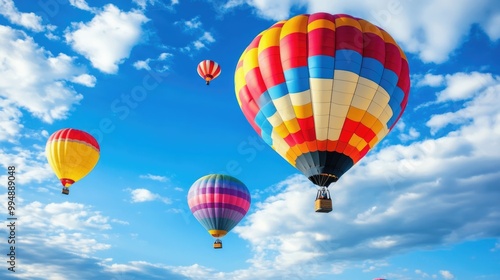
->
[234,13,410,187]
[187,174,251,238]
[46,128,100,188]
[197,60,221,85]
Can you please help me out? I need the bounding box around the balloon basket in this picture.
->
[213,239,222,249]
[61,187,70,195]
[315,188,332,213]
[315,199,332,213]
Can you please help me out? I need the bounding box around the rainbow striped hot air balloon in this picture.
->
[46,128,100,195]
[234,13,410,213]
[187,174,251,249]
[197,60,221,85]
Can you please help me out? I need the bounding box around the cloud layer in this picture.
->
[223,0,500,63]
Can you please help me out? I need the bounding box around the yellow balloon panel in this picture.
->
[46,129,100,187]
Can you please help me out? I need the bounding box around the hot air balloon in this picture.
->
[197,60,221,85]
[46,128,100,195]
[187,174,251,249]
[234,13,410,213]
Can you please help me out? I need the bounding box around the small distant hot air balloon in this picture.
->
[234,13,410,213]
[187,174,251,249]
[197,60,221,85]
[46,128,100,195]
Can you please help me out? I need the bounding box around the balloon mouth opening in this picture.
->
[209,230,227,238]
[308,174,338,187]
[60,178,75,187]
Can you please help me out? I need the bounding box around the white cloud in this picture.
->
[0,99,23,143]
[71,73,97,87]
[133,0,179,10]
[193,32,215,50]
[439,270,455,280]
[416,73,445,88]
[0,25,91,126]
[44,232,112,254]
[0,146,53,186]
[435,72,498,102]
[65,4,149,74]
[20,201,111,231]
[129,188,171,204]
[69,0,94,11]
[181,16,203,30]
[176,17,216,53]
[426,74,500,134]
[480,12,500,40]
[0,199,115,279]
[222,0,500,63]
[223,0,244,10]
[134,59,151,70]
[139,173,169,182]
[398,127,420,142]
[0,0,44,32]
[133,52,172,72]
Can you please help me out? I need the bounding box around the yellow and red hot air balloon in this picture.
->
[46,128,100,195]
[197,60,221,85]
[234,13,410,213]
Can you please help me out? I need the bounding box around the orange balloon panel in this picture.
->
[234,13,410,187]
[46,128,100,187]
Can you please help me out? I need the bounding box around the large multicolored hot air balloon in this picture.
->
[46,128,100,195]
[234,13,410,213]
[197,60,221,85]
[187,174,251,249]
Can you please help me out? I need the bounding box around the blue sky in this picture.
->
[0,0,499,279]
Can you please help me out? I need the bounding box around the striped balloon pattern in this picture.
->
[197,60,221,85]
[46,128,100,188]
[187,174,251,239]
[234,13,410,187]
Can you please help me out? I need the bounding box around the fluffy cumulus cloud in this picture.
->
[433,72,498,102]
[0,145,53,186]
[71,73,97,87]
[0,200,190,280]
[0,25,95,135]
[218,70,500,279]
[65,4,149,74]
[128,188,172,204]
[425,72,500,134]
[1,200,113,278]
[222,0,500,63]
[0,0,44,31]
[20,201,112,232]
